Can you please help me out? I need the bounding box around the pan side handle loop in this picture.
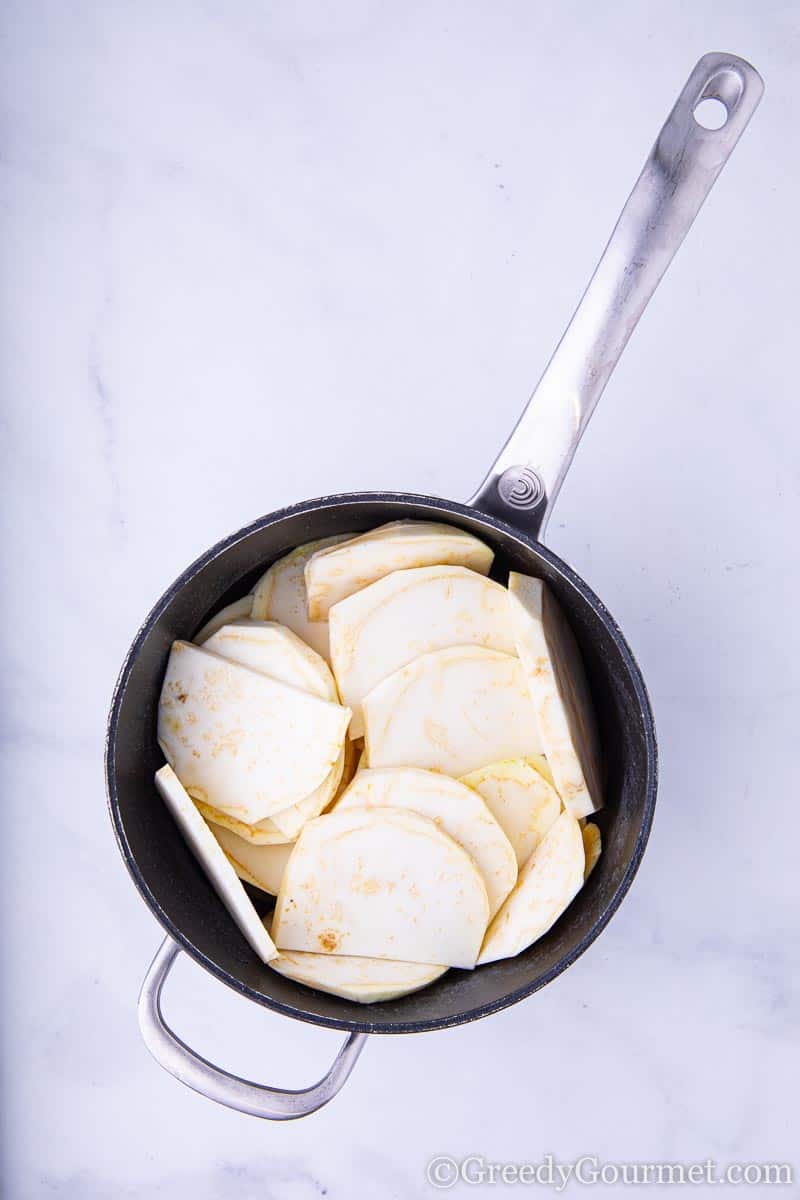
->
[138,937,368,1119]
[469,52,763,541]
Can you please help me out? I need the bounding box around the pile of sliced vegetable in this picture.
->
[156,521,603,1003]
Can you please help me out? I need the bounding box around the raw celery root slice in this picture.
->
[210,824,294,895]
[478,810,585,965]
[460,759,561,869]
[203,619,342,839]
[329,565,515,738]
[527,753,555,787]
[204,620,336,700]
[354,520,467,543]
[196,748,344,844]
[158,642,350,823]
[266,941,447,1003]
[582,823,602,880]
[155,765,276,963]
[305,521,494,620]
[273,806,489,967]
[336,767,516,918]
[194,597,253,646]
[362,646,542,777]
[250,534,355,661]
[197,801,293,846]
[269,745,345,839]
[508,573,603,818]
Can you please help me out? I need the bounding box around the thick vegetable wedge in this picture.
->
[154,765,277,963]
[508,573,603,818]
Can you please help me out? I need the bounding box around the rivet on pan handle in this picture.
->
[470,52,764,541]
[138,937,368,1120]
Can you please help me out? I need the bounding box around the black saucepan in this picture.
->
[106,54,762,1119]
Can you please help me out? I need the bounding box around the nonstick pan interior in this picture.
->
[107,493,657,1034]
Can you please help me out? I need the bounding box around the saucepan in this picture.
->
[106,53,762,1119]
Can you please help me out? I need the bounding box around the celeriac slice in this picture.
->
[155,765,277,963]
[527,753,555,787]
[210,824,294,895]
[582,823,602,880]
[460,759,561,869]
[198,755,343,843]
[305,521,494,620]
[273,806,489,967]
[194,597,254,646]
[199,735,354,843]
[268,745,345,839]
[363,646,543,777]
[197,801,293,845]
[204,621,337,701]
[250,534,355,661]
[508,573,603,818]
[336,767,516,918]
[266,943,447,1003]
[158,642,350,823]
[330,565,515,738]
[202,620,342,838]
[478,810,585,964]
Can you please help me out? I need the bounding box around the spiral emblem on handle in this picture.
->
[497,465,545,510]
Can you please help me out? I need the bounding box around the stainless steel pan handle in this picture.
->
[139,937,367,1120]
[470,52,763,540]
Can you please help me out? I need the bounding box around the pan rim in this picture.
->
[106,491,658,1034]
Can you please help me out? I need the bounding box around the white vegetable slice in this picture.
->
[154,765,277,963]
[527,753,555,787]
[199,748,343,844]
[204,621,337,701]
[353,520,461,542]
[460,759,561,868]
[199,734,353,848]
[508,573,603,818]
[363,646,542,777]
[197,802,293,845]
[268,745,345,839]
[478,810,584,964]
[250,535,355,661]
[273,806,489,967]
[202,620,342,839]
[158,642,350,823]
[582,823,602,880]
[194,597,254,645]
[209,824,294,895]
[266,943,447,1003]
[336,767,516,918]
[199,736,352,843]
[305,521,494,620]
[330,565,515,738]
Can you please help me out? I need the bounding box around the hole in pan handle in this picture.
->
[469,51,764,542]
[138,937,368,1120]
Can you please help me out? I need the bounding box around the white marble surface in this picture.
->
[1,2,798,1196]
